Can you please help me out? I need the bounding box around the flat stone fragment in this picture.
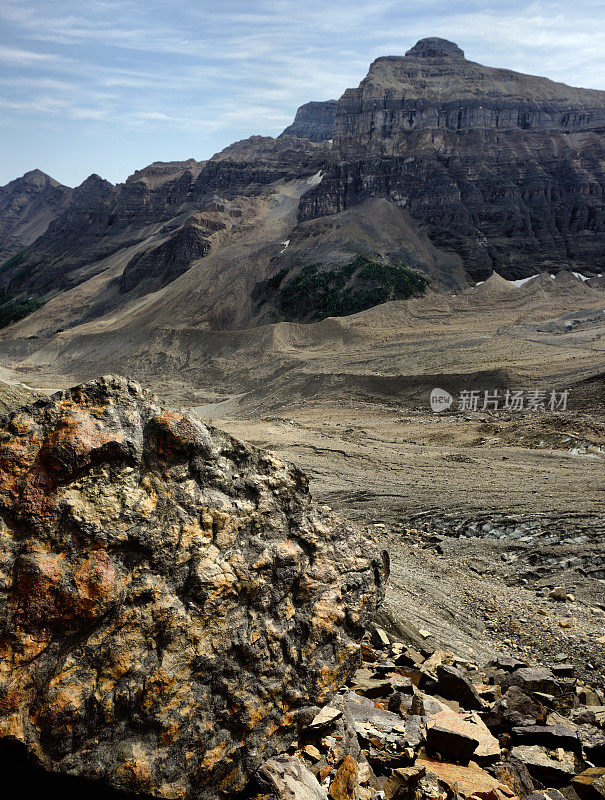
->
[510,724,580,752]
[260,756,329,799]
[416,755,510,799]
[501,668,562,697]
[573,768,605,800]
[310,707,344,729]
[329,754,359,800]
[426,724,479,765]
[510,745,579,786]
[428,708,500,763]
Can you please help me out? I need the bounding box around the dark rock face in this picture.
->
[501,667,562,696]
[436,664,484,710]
[299,39,605,279]
[426,724,479,765]
[1,136,328,302]
[0,169,73,255]
[0,376,386,799]
[280,100,338,142]
[192,135,328,198]
[405,37,466,60]
[6,169,200,295]
[119,224,214,294]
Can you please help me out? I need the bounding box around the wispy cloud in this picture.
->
[0,0,603,186]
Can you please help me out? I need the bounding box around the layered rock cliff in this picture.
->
[0,38,603,334]
[299,38,605,278]
[0,376,386,799]
[279,100,338,142]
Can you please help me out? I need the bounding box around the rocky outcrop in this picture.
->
[126,159,205,188]
[0,169,73,256]
[0,376,386,799]
[0,136,328,305]
[280,101,338,142]
[299,38,605,279]
[193,135,329,198]
[119,223,214,294]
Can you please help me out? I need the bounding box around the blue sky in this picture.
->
[1,0,603,187]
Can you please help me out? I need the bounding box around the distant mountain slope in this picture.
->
[0,169,73,256]
[0,137,327,307]
[0,37,603,337]
[299,37,605,279]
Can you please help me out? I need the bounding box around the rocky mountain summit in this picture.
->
[300,38,605,279]
[0,169,73,256]
[0,38,603,335]
[0,376,386,799]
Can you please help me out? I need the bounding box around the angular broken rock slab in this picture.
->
[415,754,512,799]
[436,664,484,710]
[510,745,581,787]
[427,706,500,763]
[260,756,329,799]
[0,376,386,799]
[573,767,605,800]
[426,724,479,765]
[501,668,562,697]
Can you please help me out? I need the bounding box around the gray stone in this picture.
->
[260,755,329,799]
[426,724,479,765]
[436,664,484,710]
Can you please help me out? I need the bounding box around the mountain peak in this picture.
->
[405,37,465,60]
[21,168,61,188]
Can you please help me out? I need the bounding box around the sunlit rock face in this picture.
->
[0,375,386,799]
[299,38,605,279]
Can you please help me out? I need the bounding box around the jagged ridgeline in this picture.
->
[0,37,603,334]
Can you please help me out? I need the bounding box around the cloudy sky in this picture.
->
[1,0,603,187]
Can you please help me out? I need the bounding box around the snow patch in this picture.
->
[572,271,590,281]
[508,276,538,287]
[279,240,290,253]
[306,170,324,187]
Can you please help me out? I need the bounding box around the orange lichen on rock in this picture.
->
[0,376,385,799]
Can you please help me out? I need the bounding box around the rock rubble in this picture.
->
[255,627,604,800]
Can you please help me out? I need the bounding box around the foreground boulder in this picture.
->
[0,376,387,799]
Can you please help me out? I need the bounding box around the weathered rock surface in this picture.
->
[0,376,386,799]
[119,223,214,295]
[299,38,605,279]
[0,169,73,255]
[280,100,338,142]
[259,756,329,799]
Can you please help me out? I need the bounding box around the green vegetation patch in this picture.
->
[0,297,45,329]
[0,251,26,276]
[0,251,46,328]
[274,255,429,321]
